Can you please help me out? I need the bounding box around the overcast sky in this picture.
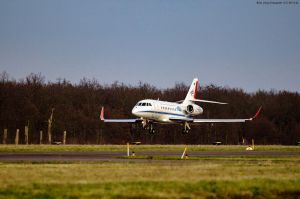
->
[0,0,299,92]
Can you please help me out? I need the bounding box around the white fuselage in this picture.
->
[131,99,203,123]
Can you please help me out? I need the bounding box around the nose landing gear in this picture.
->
[142,119,156,134]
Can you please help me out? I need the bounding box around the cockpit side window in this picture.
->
[149,103,152,106]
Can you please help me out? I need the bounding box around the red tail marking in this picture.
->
[194,80,198,99]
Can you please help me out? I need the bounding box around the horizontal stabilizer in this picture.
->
[191,99,227,105]
[176,99,228,104]
[176,99,227,104]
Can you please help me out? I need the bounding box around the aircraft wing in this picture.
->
[100,107,141,123]
[102,119,141,123]
[192,118,252,123]
[169,118,194,122]
[170,106,262,124]
[169,118,250,123]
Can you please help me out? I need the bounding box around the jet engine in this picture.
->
[186,105,194,114]
[185,104,203,116]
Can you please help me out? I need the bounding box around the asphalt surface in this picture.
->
[0,150,299,161]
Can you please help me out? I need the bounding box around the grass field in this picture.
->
[0,145,299,198]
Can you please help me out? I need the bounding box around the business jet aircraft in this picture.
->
[101,78,261,134]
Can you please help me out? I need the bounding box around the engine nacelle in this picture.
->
[185,104,203,116]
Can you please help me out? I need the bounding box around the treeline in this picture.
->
[0,72,299,145]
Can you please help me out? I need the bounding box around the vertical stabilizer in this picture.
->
[182,78,198,105]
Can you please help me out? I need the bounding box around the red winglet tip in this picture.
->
[100,107,104,120]
[252,106,262,120]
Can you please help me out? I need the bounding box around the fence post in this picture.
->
[3,129,7,144]
[40,130,43,144]
[48,108,54,144]
[127,143,130,156]
[15,129,19,145]
[25,125,29,145]
[63,130,67,145]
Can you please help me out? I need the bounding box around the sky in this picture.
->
[0,0,299,92]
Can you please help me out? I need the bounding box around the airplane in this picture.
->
[100,78,262,134]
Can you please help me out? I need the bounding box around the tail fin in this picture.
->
[182,78,198,105]
[181,78,227,105]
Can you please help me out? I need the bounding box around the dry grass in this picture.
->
[0,157,299,198]
[0,160,299,185]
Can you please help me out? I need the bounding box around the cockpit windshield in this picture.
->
[136,102,152,106]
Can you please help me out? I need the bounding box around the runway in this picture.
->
[0,150,299,161]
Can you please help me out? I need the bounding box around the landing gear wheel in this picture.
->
[148,123,155,134]
[182,129,189,134]
[182,122,191,134]
[149,128,155,134]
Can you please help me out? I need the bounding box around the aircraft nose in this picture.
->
[132,107,137,115]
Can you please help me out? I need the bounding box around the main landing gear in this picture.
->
[182,122,191,134]
[148,123,155,134]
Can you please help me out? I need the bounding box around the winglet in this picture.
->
[251,106,262,120]
[100,107,105,121]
